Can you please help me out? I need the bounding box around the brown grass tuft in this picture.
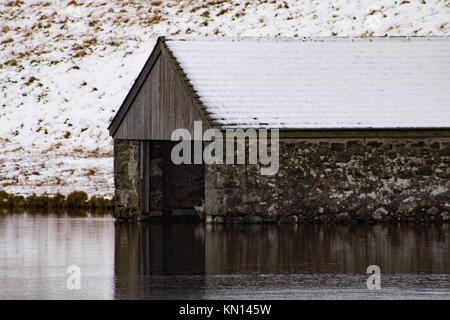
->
[25,76,37,86]
[0,38,14,45]
[5,0,24,7]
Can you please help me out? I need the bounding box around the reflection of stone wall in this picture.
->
[206,138,450,223]
[205,224,450,274]
[113,139,141,220]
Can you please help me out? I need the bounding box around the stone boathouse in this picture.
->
[109,37,450,223]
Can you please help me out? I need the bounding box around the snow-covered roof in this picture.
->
[165,37,450,129]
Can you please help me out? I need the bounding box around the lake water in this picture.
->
[0,211,449,299]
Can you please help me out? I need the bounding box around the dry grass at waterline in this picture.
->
[0,190,113,214]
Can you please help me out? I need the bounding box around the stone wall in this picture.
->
[113,139,141,220]
[205,137,450,224]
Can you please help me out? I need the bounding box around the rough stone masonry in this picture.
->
[114,137,450,224]
[205,137,450,224]
[113,139,141,220]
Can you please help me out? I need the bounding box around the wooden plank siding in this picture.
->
[113,48,210,140]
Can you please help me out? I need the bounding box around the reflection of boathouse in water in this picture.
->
[113,223,450,299]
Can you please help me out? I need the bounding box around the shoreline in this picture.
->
[0,190,113,213]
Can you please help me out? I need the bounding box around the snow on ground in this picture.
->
[0,0,449,198]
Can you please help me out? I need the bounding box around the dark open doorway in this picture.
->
[143,141,204,220]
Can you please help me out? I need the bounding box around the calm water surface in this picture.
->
[0,211,449,299]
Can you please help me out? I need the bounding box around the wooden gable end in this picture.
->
[112,41,210,140]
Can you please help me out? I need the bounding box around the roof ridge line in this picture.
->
[164,35,450,42]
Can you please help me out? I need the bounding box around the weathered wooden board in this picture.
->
[114,51,209,140]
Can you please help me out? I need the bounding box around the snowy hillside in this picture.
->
[0,0,449,198]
